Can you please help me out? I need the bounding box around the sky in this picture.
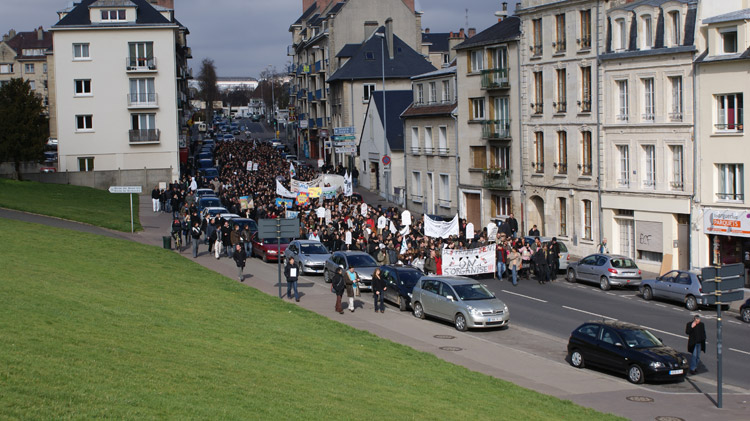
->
[2,0,512,78]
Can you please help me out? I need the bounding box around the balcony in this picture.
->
[411,146,421,155]
[715,122,743,132]
[126,57,157,72]
[531,161,544,174]
[579,163,592,176]
[531,102,543,115]
[480,68,509,89]
[530,44,543,57]
[617,179,630,188]
[554,162,567,174]
[579,99,592,113]
[482,120,511,140]
[129,129,160,144]
[553,101,567,113]
[553,40,567,54]
[127,93,158,108]
[669,111,683,122]
[670,181,684,191]
[717,192,744,201]
[577,36,592,50]
[642,112,655,122]
[482,169,511,190]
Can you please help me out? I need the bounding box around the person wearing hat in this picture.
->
[549,237,561,280]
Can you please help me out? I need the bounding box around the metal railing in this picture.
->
[480,68,510,89]
[554,101,567,113]
[482,169,511,190]
[126,57,157,71]
[531,162,544,173]
[410,146,421,155]
[482,120,511,139]
[129,129,160,143]
[531,103,544,114]
[715,122,743,132]
[577,36,592,49]
[531,44,543,57]
[717,192,744,201]
[127,93,158,107]
[554,162,567,174]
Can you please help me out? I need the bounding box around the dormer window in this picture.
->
[669,11,681,46]
[615,18,627,51]
[641,16,653,49]
[101,9,126,21]
[721,28,738,54]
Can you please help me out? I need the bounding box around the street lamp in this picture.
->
[375,31,387,195]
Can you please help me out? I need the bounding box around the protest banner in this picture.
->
[308,187,322,198]
[275,198,294,209]
[276,180,297,199]
[423,214,459,238]
[296,192,309,206]
[286,210,299,219]
[322,186,337,200]
[441,244,497,276]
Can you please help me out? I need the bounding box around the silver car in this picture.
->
[566,254,642,290]
[411,276,510,331]
[323,251,378,291]
[640,270,707,311]
[524,236,570,271]
[284,240,331,275]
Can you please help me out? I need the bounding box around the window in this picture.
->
[78,157,94,172]
[471,146,486,169]
[439,174,450,205]
[411,171,423,200]
[716,93,743,132]
[641,16,653,49]
[131,113,156,130]
[424,126,433,154]
[717,164,744,201]
[580,66,591,112]
[670,145,684,190]
[616,18,627,51]
[411,127,419,154]
[721,28,738,54]
[533,132,544,173]
[533,71,543,114]
[669,76,683,121]
[428,82,437,104]
[470,50,485,72]
[579,10,592,49]
[532,19,543,56]
[101,9,127,21]
[438,126,448,153]
[617,80,629,121]
[669,11,681,46]
[470,98,485,120]
[559,198,567,236]
[638,250,663,262]
[493,97,510,126]
[74,79,91,96]
[555,14,566,53]
[128,42,154,68]
[643,145,656,188]
[443,53,450,65]
[492,196,512,216]
[363,83,376,102]
[129,78,156,105]
[555,68,567,113]
[582,200,592,240]
[557,131,568,174]
[22,49,45,56]
[43,63,47,74]
[581,131,592,175]
[75,115,93,131]
[442,80,451,102]
[0,64,14,74]
[28,81,36,91]
[617,145,630,187]
[489,47,507,69]
[24,63,34,74]
[73,43,90,59]
[416,84,424,104]
[491,145,510,169]
[642,78,655,121]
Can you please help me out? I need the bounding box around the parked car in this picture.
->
[567,320,688,384]
[251,233,290,263]
[195,188,216,199]
[284,240,331,275]
[228,217,258,238]
[197,152,213,161]
[323,251,378,290]
[740,298,750,323]
[566,254,642,290]
[523,236,570,271]
[198,167,219,181]
[411,276,510,331]
[380,265,424,311]
[200,206,229,219]
[640,270,707,311]
[197,197,222,212]
[223,134,235,141]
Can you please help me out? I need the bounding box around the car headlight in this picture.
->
[649,361,665,369]
[503,304,509,312]
[467,307,483,317]
[407,292,412,298]
[268,250,277,254]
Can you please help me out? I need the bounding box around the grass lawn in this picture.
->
[0,218,623,420]
[0,179,140,232]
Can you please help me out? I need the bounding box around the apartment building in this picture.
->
[517,0,604,256]
[599,0,697,272]
[420,28,467,69]
[51,0,190,183]
[453,16,522,229]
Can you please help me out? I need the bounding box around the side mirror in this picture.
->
[446,295,455,301]
[614,342,623,348]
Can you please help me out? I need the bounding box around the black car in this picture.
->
[567,320,688,384]
[380,265,424,311]
[741,299,750,323]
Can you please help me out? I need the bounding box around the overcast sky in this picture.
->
[3,0,512,78]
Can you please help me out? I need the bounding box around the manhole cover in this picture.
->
[626,396,655,403]
[439,346,463,352]
[655,417,685,421]
[434,335,456,339]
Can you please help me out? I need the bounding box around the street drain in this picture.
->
[626,396,655,403]
[655,417,685,421]
[439,346,462,352]
[434,335,456,339]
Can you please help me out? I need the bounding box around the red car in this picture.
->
[251,233,291,263]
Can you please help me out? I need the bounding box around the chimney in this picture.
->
[37,26,44,41]
[496,2,509,22]
[468,28,476,38]
[386,17,394,60]
[302,0,315,11]
[364,21,378,41]
[458,28,465,39]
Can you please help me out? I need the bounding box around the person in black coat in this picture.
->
[285,257,300,302]
[332,267,346,314]
[686,315,706,374]
[533,246,550,284]
[546,242,560,281]
[233,244,247,282]
[220,220,232,258]
[371,267,387,313]
[507,213,519,238]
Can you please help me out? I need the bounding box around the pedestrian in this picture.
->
[508,246,521,286]
[424,250,438,275]
[151,186,161,212]
[685,315,706,375]
[285,257,300,302]
[332,267,346,314]
[597,238,609,254]
[520,243,532,279]
[233,244,247,282]
[507,213,519,238]
[376,243,388,266]
[528,224,540,237]
[191,221,202,258]
[345,266,357,312]
[534,245,550,284]
[372,267,386,313]
[496,243,507,280]
[221,220,232,258]
[547,241,559,281]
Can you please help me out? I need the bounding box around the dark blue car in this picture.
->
[380,265,424,311]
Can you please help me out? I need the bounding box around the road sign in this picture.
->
[334,141,357,147]
[257,218,300,239]
[701,263,744,283]
[382,155,391,166]
[333,135,356,141]
[704,290,745,304]
[334,126,356,135]
[108,185,142,194]
[335,147,356,154]
[702,277,745,294]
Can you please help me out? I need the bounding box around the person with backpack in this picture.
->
[332,267,346,314]
[233,244,247,282]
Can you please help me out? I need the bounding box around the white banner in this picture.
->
[424,214,459,239]
[487,223,498,242]
[276,180,297,199]
[246,161,253,171]
[344,171,353,197]
[441,244,497,276]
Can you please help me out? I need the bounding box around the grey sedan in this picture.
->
[284,240,331,275]
[640,270,707,311]
[566,254,642,290]
[323,251,378,291]
[411,276,510,331]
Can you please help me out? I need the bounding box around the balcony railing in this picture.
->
[482,120,511,140]
[424,146,435,155]
[411,194,424,203]
[411,146,421,155]
[617,178,630,188]
[127,93,158,108]
[480,68,509,89]
[531,161,544,173]
[553,40,567,53]
[554,101,567,113]
[715,122,743,132]
[670,181,684,191]
[438,199,452,208]
[643,179,656,188]
[482,168,511,190]
[531,102,544,115]
[129,129,160,143]
[717,192,744,201]
[616,114,629,122]
[437,147,450,155]
[531,44,543,57]
[126,57,157,71]
[580,163,592,175]
[642,112,655,122]
[554,162,567,174]
[577,36,592,50]
[579,99,592,112]
[669,111,683,122]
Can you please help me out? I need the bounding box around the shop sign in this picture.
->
[704,208,750,238]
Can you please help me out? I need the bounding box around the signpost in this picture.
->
[334,126,356,135]
[700,263,746,408]
[335,147,356,154]
[382,155,391,166]
[108,185,142,233]
[258,218,300,298]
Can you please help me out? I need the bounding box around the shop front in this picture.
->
[703,208,750,287]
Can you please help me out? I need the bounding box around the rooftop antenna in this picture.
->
[465,8,469,29]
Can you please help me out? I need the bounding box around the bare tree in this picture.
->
[197,58,219,120]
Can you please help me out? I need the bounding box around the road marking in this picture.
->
[639,324,687,340]
[730,348,750,356]
[561,306,616,320]
[501,290,548,303]
[655,304,667,308]
[728,320,742,325]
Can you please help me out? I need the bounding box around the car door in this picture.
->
[434,282,458,320]
[385,271,400,304]
[381,269,394,303]
[673,272,693,302]
[286,242,297,261]
[419,279,440,316]
[573,324,602,365]
[654,271,678,300]
[597,327,628,373]
[577,256,596,281]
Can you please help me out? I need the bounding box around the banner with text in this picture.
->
[423,214,459,239]
[441,244,497,276]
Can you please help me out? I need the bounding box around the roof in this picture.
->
[336,43,360,57]
[371,90,413,151]
[328,27,436,82]
[89,0,137,7]
[695,46,750,63]
[327,2,346,16]
[411,65,456,80]
[600,45,696,60]
[609,0,691,12]
[454,16,521,50]
[401,102,457,118]
[293,3,318,26]
[5,29,53,57]
[421,275,479,284]
[54,0,173,27]
[422,32,450,52]
[703,8,750,24]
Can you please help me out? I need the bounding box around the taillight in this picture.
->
[608,268,618,274]
[638,270,642,275]
[567,255,570,261]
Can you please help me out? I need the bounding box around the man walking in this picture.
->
[685,315,706,375]
[507,213,518,238]
[191,221,202,258]
[285,257,300,302]
[151,186,161,212]
[233,244,247,282]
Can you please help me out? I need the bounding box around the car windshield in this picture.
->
[619,328,663,349]
[610,258,637,269]
[347,255,377,267]
[300,243,329,254]
[201,198,220,206]
[397,270,423,286]
[452,284,495,301]
[263,238,291,245]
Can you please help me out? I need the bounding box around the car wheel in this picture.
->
[685,295,698,311]
[262,253,269,263]
[323,269,330,283]
[627,364,645,384]
[570,350,585,368]
[600,276,611,291]
[642,286,653,301]
[413,302,425,319]
[398,296,407,312]
[566,269,577,283]
[454,313,468,332]
[741,307,750,323]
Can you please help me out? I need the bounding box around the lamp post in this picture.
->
[375,32,387,194]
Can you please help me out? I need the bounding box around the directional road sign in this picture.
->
[335,147,356,154]
[334,126,356,135]
[334,141,357,147]
[333,135,356,141]
[701,263,745,293]
[258,218,300,239]
[108,185,142,194]
[704,290,745,305]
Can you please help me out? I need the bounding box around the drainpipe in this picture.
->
[516,39,526,234]
[452,72,461,218]
[596,0,604,246]
[690,59,699,270]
